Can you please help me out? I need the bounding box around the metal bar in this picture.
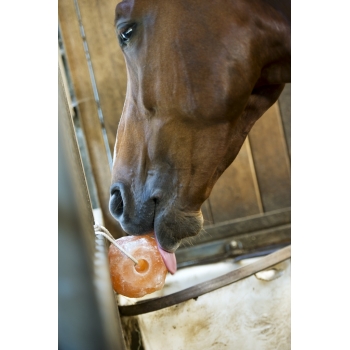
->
[58,64,126,350]
[119,245,291,317]
[73,0,113,169]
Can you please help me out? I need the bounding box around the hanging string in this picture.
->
[94,224,138,265]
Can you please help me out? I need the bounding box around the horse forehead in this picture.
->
[115,0,204,24]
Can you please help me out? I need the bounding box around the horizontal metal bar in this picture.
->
[119,245,291,317]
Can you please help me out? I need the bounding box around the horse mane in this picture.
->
[261,0,291,23]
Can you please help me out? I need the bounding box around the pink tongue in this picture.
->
[157,243,177,275]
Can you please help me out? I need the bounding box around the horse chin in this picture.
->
[154,207,204,252]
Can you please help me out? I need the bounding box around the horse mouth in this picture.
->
[153,206,204,275]
[155,238,178,275]
[109,183,203,275]
[152,200,179,274]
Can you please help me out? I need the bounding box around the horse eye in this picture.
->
[119,26,134,44]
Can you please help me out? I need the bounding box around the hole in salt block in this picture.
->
[134,259,149,273]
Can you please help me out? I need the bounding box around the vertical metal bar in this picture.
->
[58,64,126,350]
[73,0,113,169]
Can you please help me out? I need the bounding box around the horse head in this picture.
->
[110,0,291,272]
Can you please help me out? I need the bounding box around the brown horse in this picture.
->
[109,0,291,273]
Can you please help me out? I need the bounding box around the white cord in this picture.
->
[94,224,138,265]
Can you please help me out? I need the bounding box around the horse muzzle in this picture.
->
[109,181,204,252]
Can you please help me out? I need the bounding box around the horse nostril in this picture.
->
[114,189,124,216]
[110,185,124,218]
